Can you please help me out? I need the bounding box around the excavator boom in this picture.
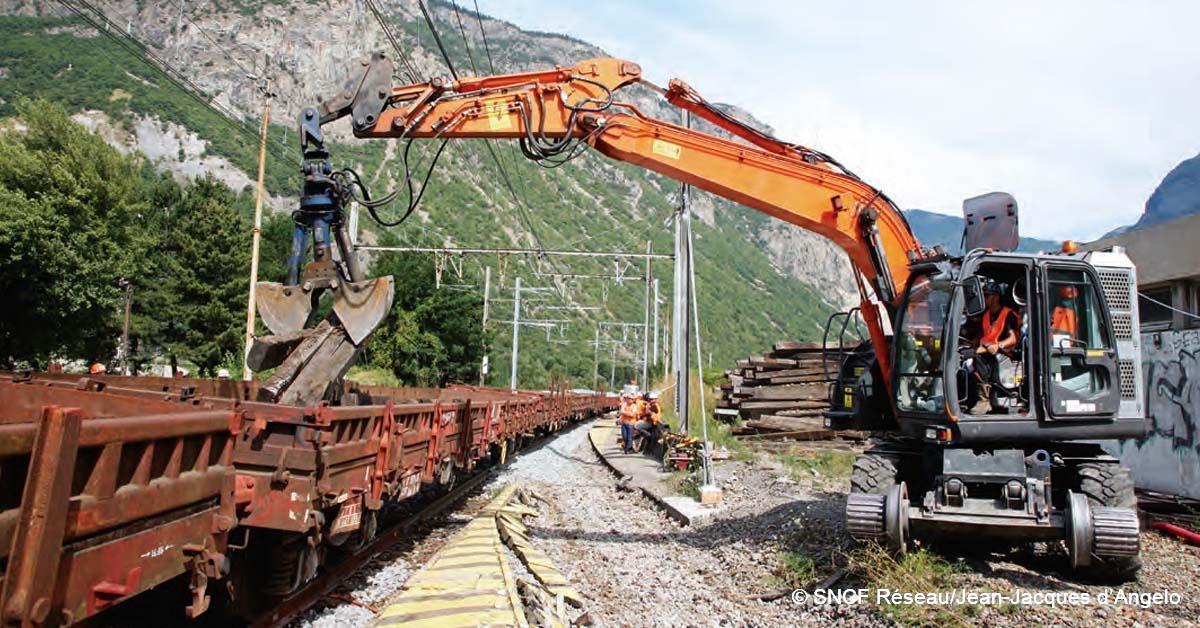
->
[322,54,926,387]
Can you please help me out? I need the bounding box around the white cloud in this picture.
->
[479,1,1200,240]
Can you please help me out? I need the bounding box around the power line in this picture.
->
[417,0,458,81]
[449,1,479,76]
[79,0,292,163]
[58,0,300,175]
[363,0,420,82]
[483,142,547,249]
[419,1,556,269]
[1139,291,1200,321]
[179,9,256,79]
[359,245,672,260]
[471,0,496,73]
[466,3,531,194]
[417,1,643,343]
[176,7,298,126]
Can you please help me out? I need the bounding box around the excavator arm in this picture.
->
[304,53,931,388]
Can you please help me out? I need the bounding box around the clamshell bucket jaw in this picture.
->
[332,276,394,345]
[256,282,313,336]
[256,276,394,346]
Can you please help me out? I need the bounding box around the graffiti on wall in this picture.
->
[1144,334,1200,453]
[1113,329,1200,500]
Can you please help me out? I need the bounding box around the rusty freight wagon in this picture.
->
[0,377,238,627]
[0,372,615,624]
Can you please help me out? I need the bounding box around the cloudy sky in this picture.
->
[479,1,1200,241]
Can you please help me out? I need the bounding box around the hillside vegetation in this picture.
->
[0,6,843,390]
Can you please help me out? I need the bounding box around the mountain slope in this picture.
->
[1101,152,1200,238]
[1136,153,1200,230]
[0,1,854,386]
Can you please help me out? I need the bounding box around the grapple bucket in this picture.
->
[256,282,312,335]
[333,276,395,345]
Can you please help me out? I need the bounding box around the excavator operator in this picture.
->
[966,281,1019,413]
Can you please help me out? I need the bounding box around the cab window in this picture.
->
[1044,268,1116,416]
[895,275,951,413]
[1047,269,1110,350]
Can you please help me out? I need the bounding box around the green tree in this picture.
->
[0,99,149,366]
[259,211,296,284]
[128,177,300,375]
[367,238,485,386]
[151,176,254,375]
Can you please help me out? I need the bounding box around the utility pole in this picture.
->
[479,266,491,385]
[641,239,652,387]
[120,279,132,375]
[510,276,521,391]
[686,201,720,502]
[673,109,692,432]
[242,79,272,381]
[662,301,670,381]
[592,324,600,391]
[609,342,617,390]
[652,278,659,367]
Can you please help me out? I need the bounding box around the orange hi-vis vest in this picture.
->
[1051,306,1077,336]
[647,402,662,425]
[981,306,1014,346]
[620,399,642,424]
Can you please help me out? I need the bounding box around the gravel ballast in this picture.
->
[292,417,1200,626]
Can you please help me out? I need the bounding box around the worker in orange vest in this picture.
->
[645,393,662,426]
[619,394,642,453]
[967,281,1019,414]
[1050,285,1079,345]
[633,392,664,454]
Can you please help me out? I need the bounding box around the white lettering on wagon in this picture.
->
[141,544,173,559]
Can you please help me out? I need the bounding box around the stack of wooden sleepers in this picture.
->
[716,340,842,439]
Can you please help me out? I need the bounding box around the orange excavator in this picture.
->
[273,52,1146,579]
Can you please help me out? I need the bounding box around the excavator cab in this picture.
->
[845,229,1147,581]
[890,251,1137,440]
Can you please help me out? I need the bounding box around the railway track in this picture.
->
[252,468,496,628]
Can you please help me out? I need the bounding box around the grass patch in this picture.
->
[780,549,817,586]
[848,544,975,627]
[771,525,835,588]
[670,470,701,499]
[708,421,751,461]
[780,448,855,480]
[346,366,402,387]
